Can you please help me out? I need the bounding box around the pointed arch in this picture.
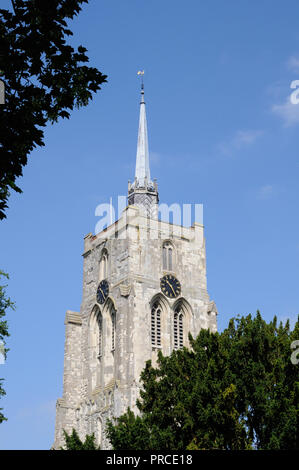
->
[102,297,117,386]
[150,293,169,349]
[151,303,162,347]
[102,296,117,352]
[103,295,117,312]
[172,297,193,350]
[172,297,193,317]
[89,305,103,391]
[150,292,170,311]
[89,305,103,358]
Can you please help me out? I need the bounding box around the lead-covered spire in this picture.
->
[128,73,159,218]
[135,83,151,187]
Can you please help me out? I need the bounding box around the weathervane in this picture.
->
[137,70,144,89]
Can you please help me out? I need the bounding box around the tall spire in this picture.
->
[128,73,159,218]
[135,80,151,187]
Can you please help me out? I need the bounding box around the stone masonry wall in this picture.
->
[54,206,217,449]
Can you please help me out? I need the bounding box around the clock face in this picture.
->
[97,280,109,304]
[160,274,181,299]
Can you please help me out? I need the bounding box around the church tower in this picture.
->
[54,82,218,449]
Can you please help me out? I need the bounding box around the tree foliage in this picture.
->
[0,0,107,219]
[107,312,299,450]
[62,428,100,450]
[0,271,15,424]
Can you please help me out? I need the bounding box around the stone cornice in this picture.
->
[65,310,82,325]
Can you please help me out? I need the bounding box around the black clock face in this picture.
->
[160,275,181,299]
[97,280,109,304]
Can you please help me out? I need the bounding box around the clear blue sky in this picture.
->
[1,0,299,449]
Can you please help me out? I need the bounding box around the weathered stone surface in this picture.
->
[54,206,217,449]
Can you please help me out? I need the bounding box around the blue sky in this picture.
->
[1,0,299,449]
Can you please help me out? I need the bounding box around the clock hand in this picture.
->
[166,280,176,296]
[99,287,105,298]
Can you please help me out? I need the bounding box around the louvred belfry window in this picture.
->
[174,308,184,350]
[151,302,161,347]
[111,309,116,351]
[97,313,103,357]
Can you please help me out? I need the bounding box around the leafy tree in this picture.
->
[106,408,152,451]
[62,428,100,450]
[222,312,299,449]
[0,271,15,423]
[0,0,107,219]
[106,312,299,450]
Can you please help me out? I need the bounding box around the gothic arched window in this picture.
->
[111,308,116,352]
[102,298,117,386]
[162,242,173,271]
[89,306,103,390]
[90,308,103,358]
[97,313,103,357]
[100,249,108,280]
[174,307,184,350]
[151,302,162,347]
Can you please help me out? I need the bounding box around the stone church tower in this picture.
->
[53,83,218,449]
